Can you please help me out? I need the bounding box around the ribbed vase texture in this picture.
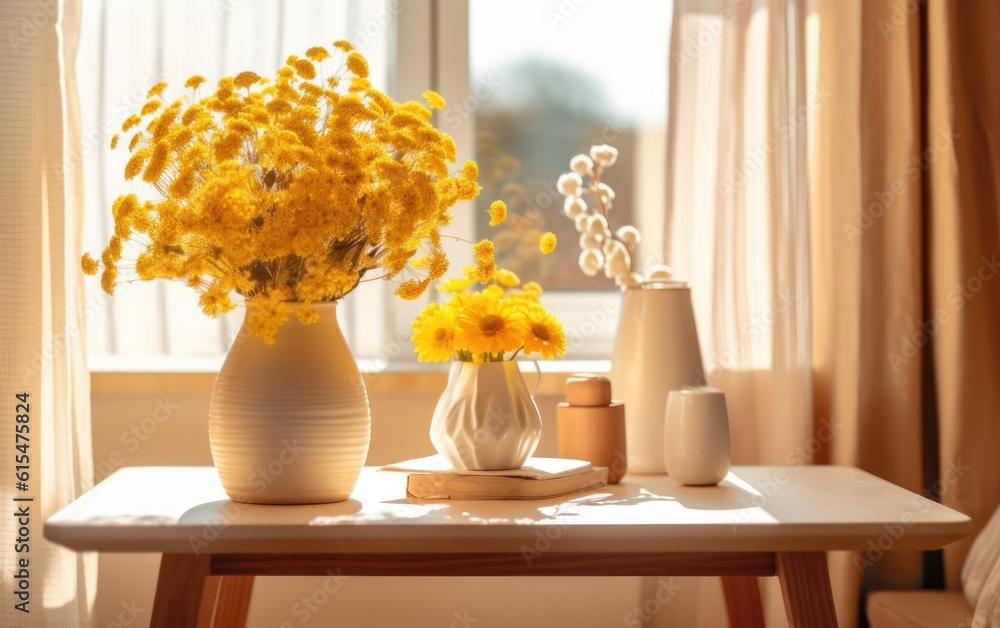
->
[609,286,705,474]
[209,302,371,504]
[430,361,542,471]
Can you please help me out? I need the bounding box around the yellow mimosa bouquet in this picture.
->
[411,219,566,363]
[82,41,485,343]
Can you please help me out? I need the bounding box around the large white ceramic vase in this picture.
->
[430,360,542,471]
[609,283,705,474]
[209,302,371,504]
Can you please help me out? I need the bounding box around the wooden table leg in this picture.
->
[776,552,838,628]
[204,575,255,627]
[722,576,765,628]
[151,554,254,628]
[151,554,211,628]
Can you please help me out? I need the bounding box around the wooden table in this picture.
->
[45,465,970,627]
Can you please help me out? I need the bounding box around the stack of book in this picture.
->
[382,455,608,500]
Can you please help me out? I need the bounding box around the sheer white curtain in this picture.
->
[1,0,96,624]
[654,0,815,624]
[78,0,401,363]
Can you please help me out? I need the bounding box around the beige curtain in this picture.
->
[924,0,1000,588]
[811,0,1000,624]
[659,0,814,624]
[664,0,1000,625]
[0,0,96,625]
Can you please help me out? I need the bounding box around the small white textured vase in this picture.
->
[209,302,371,504]
[430,360,542,471]
[609,284,705,474]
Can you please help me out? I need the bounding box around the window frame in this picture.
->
[391,0,626,362]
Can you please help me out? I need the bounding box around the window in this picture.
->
[80,0,671,365]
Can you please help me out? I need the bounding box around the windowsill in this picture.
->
[89,358,611,397]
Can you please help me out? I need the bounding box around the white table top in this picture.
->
[45,465,972,555]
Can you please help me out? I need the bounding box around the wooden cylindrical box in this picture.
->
[556,402,627,484]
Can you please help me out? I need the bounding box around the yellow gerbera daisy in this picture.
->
[412,307,457,362]
[455,296,526,357]
[520,306,567,359]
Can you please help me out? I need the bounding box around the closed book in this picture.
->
[405,467,608,500]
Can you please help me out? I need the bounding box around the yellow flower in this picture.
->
[520,306,567,359]
[411,301,440,329]
[199,283,235,317]
[81,253,99,275]
[422,90,446,110]
[412,307,457,362]
[428,250,449,279]
[296,306,319,325]
[455,296,526,356]
[495,269,519,288]
[522,281,542,294]
[234,71,262,88]
[305,46,330,62]
[437,277,473,293]
[121,114,141,132]
[469,238,496,282]
[140,100,161,116]
[395,277,431,300]
[483,284,504,300]
[88,42,490,343]
[473,239,494,262]
[147,82,168,98]
[346,52,369,78]
[100,267,117,295]
[539,232,558,254]
[472,260,495,283]
[110,134,120,150]
[488,200,507,226]
[293,59,316,80]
